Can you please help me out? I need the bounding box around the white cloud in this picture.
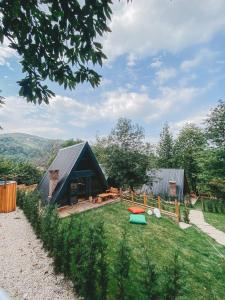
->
[150,58,163,69]
[0,82,208,139]
[103,0,225,61]
[180,48,218,71]
[154,68,177,85]
[0,43,16,65]
[126,53,137,67]
[170,108,210,137]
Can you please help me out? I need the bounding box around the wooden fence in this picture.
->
[121,191,180,222]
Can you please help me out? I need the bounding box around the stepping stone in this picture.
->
[179,222,192,230]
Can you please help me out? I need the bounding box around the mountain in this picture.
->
[0,133,62,167]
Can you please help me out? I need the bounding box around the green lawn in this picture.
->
[203,211,225,233]
[64,201,225,300]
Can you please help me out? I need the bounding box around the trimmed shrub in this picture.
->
[140,247,159,300]
[16,189,26,209]
[114,229,131,300]
[164,252,183,300]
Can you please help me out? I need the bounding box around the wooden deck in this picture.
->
[58,198,120,218]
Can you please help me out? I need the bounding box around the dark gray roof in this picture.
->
[38,142,86,203]
[140,169,186,200]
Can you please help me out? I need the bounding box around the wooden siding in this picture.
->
[0,181,17,213]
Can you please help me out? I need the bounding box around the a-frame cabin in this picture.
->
[38,142,107,207]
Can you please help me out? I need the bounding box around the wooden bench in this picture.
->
[97,187,120,202]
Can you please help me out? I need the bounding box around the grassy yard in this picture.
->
[193,198,225,233]
[64,201,225,300]
[203,211,225,233]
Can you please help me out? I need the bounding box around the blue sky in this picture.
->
[0,0,225,143]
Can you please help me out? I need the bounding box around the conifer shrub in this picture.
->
[140,246,159,300]
[164,252,183,300]
[39,204,59,250]
[69,218,85,292]
[183,206,190,224]
[16,189,26,209]
[114,229,131,300]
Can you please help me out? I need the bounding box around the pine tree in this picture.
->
[157,123,174,168]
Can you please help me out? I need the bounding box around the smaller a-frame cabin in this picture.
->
[141,169,189,201]
[38,142,107,207]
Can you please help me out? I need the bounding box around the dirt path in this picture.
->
[0,208,78,300]
[190,210,225,246]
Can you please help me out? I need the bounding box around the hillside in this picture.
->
[0,133,62,167]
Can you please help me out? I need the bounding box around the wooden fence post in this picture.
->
[143,192,147,206]
[175,200,180,223]
[157,195,161,210]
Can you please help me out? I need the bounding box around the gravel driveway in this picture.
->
[0,208,78,300]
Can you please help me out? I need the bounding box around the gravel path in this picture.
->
[190,210,225,246]
[0,208,78,300]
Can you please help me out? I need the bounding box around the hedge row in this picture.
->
[202,199,225,214]
[17,190,184,300]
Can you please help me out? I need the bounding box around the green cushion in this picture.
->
[129,214,147,225]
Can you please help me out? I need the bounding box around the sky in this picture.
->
[0,0,225,143]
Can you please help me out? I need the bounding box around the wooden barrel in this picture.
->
[0,181,17,213]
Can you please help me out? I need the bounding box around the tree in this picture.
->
[14,161,43,185]
[93,135,109,165]
[173,123,206,191]
[104,118,152,189]
[198,147,225,199]
[47,138,83,166]
[0,157,14,177]
[157,123,173,168]
[205,100,225,146]
[0,1,113,103]
[0,158,42,184]
[199,100,225,197]
[61,138,83,148]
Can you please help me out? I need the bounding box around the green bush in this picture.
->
[209,179,225,200]
[114,229,131,300]
[1,158,42,185]
[164,252,184,300]
[183,206,190,224]
[16,189,26,209]
[202,199,225,214]
[140,246,159,300]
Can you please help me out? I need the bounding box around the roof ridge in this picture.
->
[59,141,87,151]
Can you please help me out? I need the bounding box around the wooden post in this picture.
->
[175,200,180,223]
[157,195,161,210]
[131,191,134,202]
[143,192,147,206]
